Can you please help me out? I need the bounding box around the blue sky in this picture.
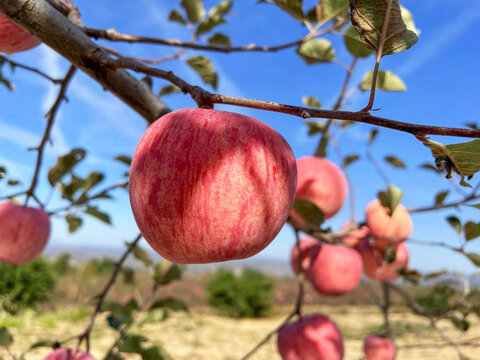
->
[0,0,479,274]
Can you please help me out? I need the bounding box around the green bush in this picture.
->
[0,256,56,314]
[207,268,275,318]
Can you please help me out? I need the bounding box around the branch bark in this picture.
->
[0,0,169,124]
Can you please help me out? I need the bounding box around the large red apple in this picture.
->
[366,199,413,251]
[291,156,347,223]
[359,241,409,281]
[307,243,363,296]
[0,202,50,264]
[364,335,396,360]
[44,348,96,360]
[129,108,297,264]
[290,236,319,274]
[0,13,41,54]
[277,313,344,360]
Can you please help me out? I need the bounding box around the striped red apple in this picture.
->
[44,348,96,360]
[0,13,40,54]
[129,108,297,263]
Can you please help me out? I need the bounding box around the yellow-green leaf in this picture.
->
[359,70,406,91]
[343,26,372,58]
[296,39,334,64]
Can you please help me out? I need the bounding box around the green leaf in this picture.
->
[465,122,479,130]
[343,26,373,58]
[359,70,406,91]
[208,33,231,47]
[0,166,6,176]
[343,154,360,167]
[141,345,169,360]
[181,0,205,23]
[446,216,462,235]
[434,190,449,207]
[304,120,326,136]
[83,171,104,192]
[377,183,403,214]
[464,221,480,241]
[398,268,421,284]
[0,328,13,347]
[417,137,480,185]
[168,9,186,25]
[296,39,334,64]
[423,270,447,280]
[29,340,53,350]
[159,85,180,96]
[315,0,348,23]
[466,203,480,210]
[48,148,86,186]
[384,155,406,169]
[400,6,420,36]
[209,0,233,18]
[466,253,480,267]
[118,334,148,353]
[131,246,153,268]
[105,354,125,360]
[66,215,82,233]
[150,297,189,312]
[6,179,20,186]
[368,129,378,145]
[85,206,111,225]
[261,0,304,21]
[114,155,132,166]
[302,96,321,108]
[195,0,232,35]
[419,162,441,173]
[350,0,418,56]
[292,199,324,227]
[154,262,185,285]
[121,267,135,285]
[186,56,218,89]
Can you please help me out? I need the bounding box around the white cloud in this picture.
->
[397,6,480,77]
[0,120,39,147]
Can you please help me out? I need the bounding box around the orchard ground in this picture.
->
[2,268,479,360]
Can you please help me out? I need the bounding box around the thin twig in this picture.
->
[407,193,480,213]
[388,283,471,360]
[362,0,393,112]
[381,282,391,337]
[0,54,62,83]
[366,148,390,186]
[24,65,77,207]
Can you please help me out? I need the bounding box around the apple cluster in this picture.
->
[282,156,412,359]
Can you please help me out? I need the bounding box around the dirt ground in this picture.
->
[2,305,479,360]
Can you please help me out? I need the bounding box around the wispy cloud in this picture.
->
[396,6,480,77]
[0,119,39,147]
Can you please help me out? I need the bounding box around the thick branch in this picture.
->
[0,0,169,124]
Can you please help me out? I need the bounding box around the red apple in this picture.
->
[0,202,50,264]
[340,221,369,248]
[0,13,40,54]
[44,348,96,360]
[277,313,344,360]
[290,236,319,274]
[366,199,413,251]
[364,335,396,360]
[129,108,297,264]
[307,243,363,296]
[359,241,409,281]
[291,156,347,223]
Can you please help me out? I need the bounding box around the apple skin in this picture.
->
[340,221,370,248]
[290,236,319,274]
[0,202,50,264]
[364,335,396,360]
[291,156,347,223]
[359,241,409,281]
[307,243,363,296]
[44,348,96,360]
[0,13,41,54]
[277,313,344,360]
[129,108,297,264]
[366,199,413,251]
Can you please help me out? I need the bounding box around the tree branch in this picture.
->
[0,0,169,124]
[0,54,62,83]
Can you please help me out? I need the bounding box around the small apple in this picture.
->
[359,241,409,281]
[0,13,41,54]
[44,348,96,360]
[340,221,369,248]
[0,202,50,264]
[366,199,413,250]
[129,108,297,264]
[307,243,363,296]
[277,313,344,360]
[291,156,347,223]
[364,335,396,360]
[290,236,319,274]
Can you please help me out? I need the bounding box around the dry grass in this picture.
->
[2,305,479,360]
